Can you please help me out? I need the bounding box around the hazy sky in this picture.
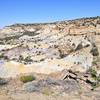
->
[0,0,100,28]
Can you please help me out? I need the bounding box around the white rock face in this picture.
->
[0,60,64,78]
[64,48,93,69]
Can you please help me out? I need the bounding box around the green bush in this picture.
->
[89,68,97,80]
[20,75,35,83]
[88,68,100,90]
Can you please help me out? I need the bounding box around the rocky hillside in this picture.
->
[0,16,100,77]
[0,16,100,100]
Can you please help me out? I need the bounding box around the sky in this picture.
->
[0,0,100,28]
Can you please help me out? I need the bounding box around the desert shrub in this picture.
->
[0,78,8,85]
[24,56,33,62]
[40,58,45,61]
[19,55,24,61]
[88,68,100,90]
[20,75,35,83]
[88,68,97,80]
[91,83,100,91]
[58,49,66,58]
[0,41,4,44]
[0,53,4,59]
[90,46,99,56]
[0,53,8,60]
[92,60,97,65]
[3,56,9,60]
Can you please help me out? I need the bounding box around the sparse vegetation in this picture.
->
[18,55,33,64]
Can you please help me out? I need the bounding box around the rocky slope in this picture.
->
[0,16,100,77]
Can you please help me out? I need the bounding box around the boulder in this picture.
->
[23,82,40,92]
